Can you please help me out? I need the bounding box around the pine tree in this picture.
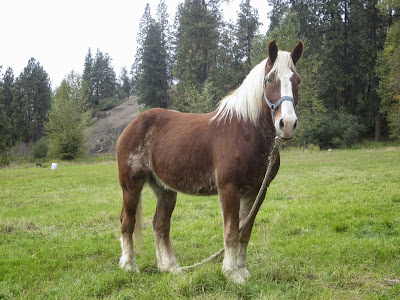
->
[91,49,117,107]
[214,21,245,96]
[138,18,169,108]
[157,0,173,86]
[131,3,153,94]
[83,48,93,85]
[133,1,170,108]
[12,58,51,143]
[173,0,221,110]
[174,0,220,86]
[118,67,131,100]
[1,67,14,117]
[83,48,94,105]
[0,67,12,160]
[236,0,261,71]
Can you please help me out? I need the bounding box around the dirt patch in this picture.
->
[85,96,142,154]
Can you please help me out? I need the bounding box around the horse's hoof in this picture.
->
[238,267,251,279]
[223,269,246,285]
[169,265,182,274]
[159,263,181,274]
[119,255,139,273]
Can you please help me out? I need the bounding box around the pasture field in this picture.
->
[1,147,399,299]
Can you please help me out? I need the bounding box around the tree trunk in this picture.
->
[375,110,382,142]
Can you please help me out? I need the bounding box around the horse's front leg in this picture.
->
[237,197,262,279]
[218,184,244,284]
[237,192,265,279]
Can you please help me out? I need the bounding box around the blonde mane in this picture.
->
[211,50,296,124]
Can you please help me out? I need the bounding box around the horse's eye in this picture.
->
[298,80,301,85]
[266,78,272,83]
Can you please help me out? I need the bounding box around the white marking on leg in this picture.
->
[237,198,252,279]
[237,243,250,279]
[222,243,244,284]
[119,236,139,273]
[155,237,180,273]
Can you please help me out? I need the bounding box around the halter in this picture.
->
[263,77,296,121]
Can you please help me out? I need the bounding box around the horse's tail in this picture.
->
[134,195,143,252]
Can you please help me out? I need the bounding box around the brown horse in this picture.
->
[116,40,304,284]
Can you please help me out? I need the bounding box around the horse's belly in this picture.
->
[151,168,218,196]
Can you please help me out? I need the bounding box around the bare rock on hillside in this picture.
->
[86,97,142,154]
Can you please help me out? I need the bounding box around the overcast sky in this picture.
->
[1,0,271,88]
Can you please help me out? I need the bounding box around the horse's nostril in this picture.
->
[293,120,298,130]
[279,119,285,130]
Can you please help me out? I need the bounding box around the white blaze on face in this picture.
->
[275,70,298,139]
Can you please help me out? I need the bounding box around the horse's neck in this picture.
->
[229,105,276,145]
[258,110,277,142]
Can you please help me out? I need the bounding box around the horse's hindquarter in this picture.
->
[149,109,218,195]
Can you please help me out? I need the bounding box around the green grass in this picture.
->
[1,147,399,299]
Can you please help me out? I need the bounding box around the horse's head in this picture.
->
[264,40,304,141]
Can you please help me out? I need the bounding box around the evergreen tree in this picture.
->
[118,67,132,100]
[214,21,245,96]
[173,0,221,110]
[131,3,153,94]
[236,0,261,71]
[157,0,173,87]
[83,48,94,104]
[138,17,169,108]
[174,0,220,86]
[91,49,117,107]
[83,48,93,85]
[0,67,13,160]
[133,1,170,108]
[267,0,289,32]
[12,58,51,143]
[1,67,14,117]
[376,0,400,139]
[266,11,300,53]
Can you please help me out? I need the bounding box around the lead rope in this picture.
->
[180,136,281,271]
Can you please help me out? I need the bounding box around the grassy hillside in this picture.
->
[1,147,399,299]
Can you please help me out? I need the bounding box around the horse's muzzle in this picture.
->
[276,114,297,141]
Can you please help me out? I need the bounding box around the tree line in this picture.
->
[1,0,399,163]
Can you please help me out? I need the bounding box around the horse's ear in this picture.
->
[268,39,278,63]
[291,40,304,65]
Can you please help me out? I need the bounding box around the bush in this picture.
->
[0,153,10,166]
[48,131,85,161]
[296,110,365,149]
[46,73,91,160]
[31,137,48,159]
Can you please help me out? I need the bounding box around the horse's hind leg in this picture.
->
[149,180,180,273]
[119,178,145,272]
